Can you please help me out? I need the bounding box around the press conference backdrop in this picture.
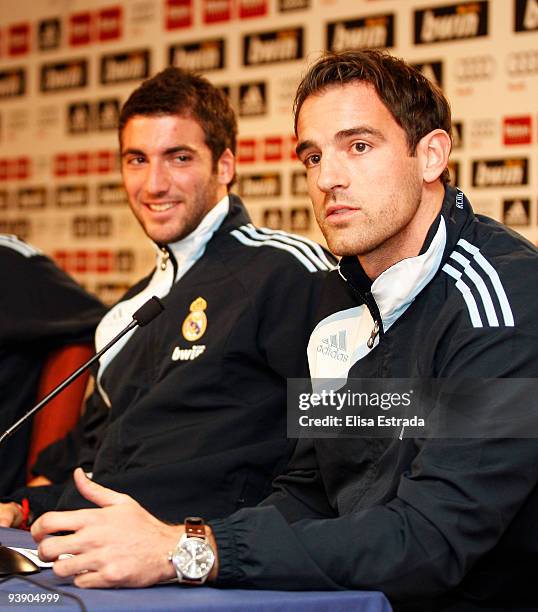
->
[0,0,536,303]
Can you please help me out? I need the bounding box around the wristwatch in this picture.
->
[169,517,215,584]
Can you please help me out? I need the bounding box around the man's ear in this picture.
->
[418,129,451,184]
[217,148,235,186]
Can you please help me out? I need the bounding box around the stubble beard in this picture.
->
[133,176,220,245]
[317,180,423,260]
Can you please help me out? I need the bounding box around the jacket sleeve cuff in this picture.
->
[208,516,243,586]
[1,484,65,521]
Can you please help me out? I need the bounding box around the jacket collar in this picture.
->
[215,192,252,234]
[338,186,473,332]
[153,193,252,278]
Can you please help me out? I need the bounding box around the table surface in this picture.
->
[0,527,392,612]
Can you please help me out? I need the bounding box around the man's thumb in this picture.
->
[73,467,130,508]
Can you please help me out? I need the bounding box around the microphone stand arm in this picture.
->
[0,319,138,446]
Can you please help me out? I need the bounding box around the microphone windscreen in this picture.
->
[132,296,165,326]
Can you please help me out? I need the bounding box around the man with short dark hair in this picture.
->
[0,67,333,526]
[31,51,537,610]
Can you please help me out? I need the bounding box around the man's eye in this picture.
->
[304,154,320,168]
[128,156,145,165]
[174,155,191,163]
[353,142,370,153]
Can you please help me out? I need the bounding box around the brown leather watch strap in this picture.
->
[185,516,206,538]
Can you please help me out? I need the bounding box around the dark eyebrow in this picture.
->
[121,145,196,158]
[295,140,316,159]
[121,148,145,158]
[163,145,196,156]
[335,126,385,142]
[296,126,385,158]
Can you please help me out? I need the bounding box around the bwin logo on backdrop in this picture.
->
[169,39,225,72]
[100,50,150,84]
[243,28,303,65]
[97,183,128,206]
[17,188,47,210]
[318,331,348,363]
[56,185,88,208]
[472,159,528,188]
[40,60,87,92]
[414,1,488,44]
[0,69,26,98]
[239,174,281,198]
[327,14,395,51]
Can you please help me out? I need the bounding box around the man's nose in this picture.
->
[316,153,350,193]
[145,161,171,196]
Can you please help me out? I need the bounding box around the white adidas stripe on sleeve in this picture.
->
[449,251,499,326]
[238,225,330,271]
[457,239,514,326]
[442,262,483,328]
[230,229,319,272]
[0,234,41,258]
[252,225,335,270]
[231,225,333,273]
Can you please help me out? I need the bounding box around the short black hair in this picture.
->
[119,67,237,168]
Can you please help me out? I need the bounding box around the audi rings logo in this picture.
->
[454,55,495,81]
[507,50,538,76]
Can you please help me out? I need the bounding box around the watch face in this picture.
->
[173,537,215,580]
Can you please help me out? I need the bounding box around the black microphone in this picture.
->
[0,296,164,447]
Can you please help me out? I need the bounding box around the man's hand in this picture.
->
[31,468,183,588]
[0,502,23,528]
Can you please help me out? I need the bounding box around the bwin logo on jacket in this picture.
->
[318,331,348,362]
[172,345,206,362]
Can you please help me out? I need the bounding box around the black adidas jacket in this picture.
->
[16,196,335,522]
[0,236,105,496]
[210,187,538,609]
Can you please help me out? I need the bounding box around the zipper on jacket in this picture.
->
[338,263,384,350]
[159,246,170,271]
[348,284,383,350]
[367,320,380,349]
[158,245,179,282]
[363,291,383,350]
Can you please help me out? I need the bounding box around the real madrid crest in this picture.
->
[182,297,208,342]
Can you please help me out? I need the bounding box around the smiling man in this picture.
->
[0,67,334,527]
[30,52,537,611]
[121,113,234,245]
